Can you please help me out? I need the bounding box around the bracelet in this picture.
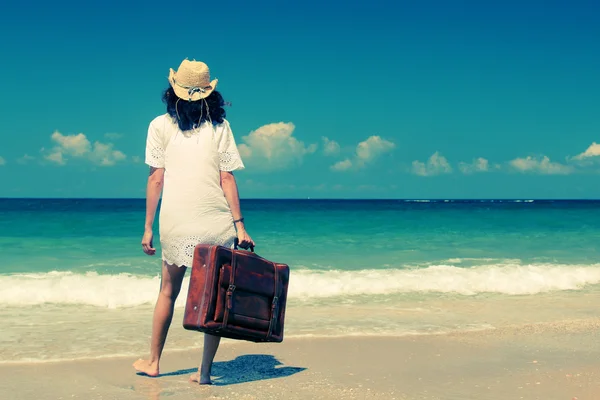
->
[233,217,245,224]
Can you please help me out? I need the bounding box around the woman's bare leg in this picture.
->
[190,334,222,384]
[201,334,222,383]
[133,261,187,376]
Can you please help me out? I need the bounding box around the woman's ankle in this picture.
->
[200,364,212,375]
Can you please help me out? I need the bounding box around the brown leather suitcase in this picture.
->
[183,243,289,343]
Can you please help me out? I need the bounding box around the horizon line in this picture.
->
[2,197,600,201]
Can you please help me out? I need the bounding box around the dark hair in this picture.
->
[162,87,227,131]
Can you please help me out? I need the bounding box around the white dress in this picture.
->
[144,114,245,267]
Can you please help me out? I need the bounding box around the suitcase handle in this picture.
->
[233,238,255,253]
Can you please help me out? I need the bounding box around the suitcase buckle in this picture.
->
[268,296,279,337]
[226,285,236,310]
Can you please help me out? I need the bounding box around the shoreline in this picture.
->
[3,315,599,366]
[0,328,499,366]
[4,286,600,367]
[2,319,600,399]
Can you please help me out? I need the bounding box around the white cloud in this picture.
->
[356,136,396,162]
[17,154,35,165]
[459,157,490,174]
[509,156,573,175]
[331,159,352,171]
[0,156,5,165]
[132,156,142,163]
[237,122,316,171]
[45,150,66,165]
[44,131,127,166]
[571,142,600,161]
[330,135,395,172]
[90,142,127,166]
[412,151,452,176]
[51,132,90,156]
[321,137,340,156]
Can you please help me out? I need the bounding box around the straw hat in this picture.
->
[168,59,218,101]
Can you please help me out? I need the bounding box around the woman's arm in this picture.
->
[145,167,165,230]
[220,171,243,224]
[142,166,165,255]
[220,171,255,248]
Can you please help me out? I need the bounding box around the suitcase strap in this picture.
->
[222,251,237,332]
[266,262,279,339]
[222,251,281,339]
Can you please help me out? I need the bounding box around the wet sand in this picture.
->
[2,318,600,400]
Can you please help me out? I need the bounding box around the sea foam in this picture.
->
[1,263,600,308]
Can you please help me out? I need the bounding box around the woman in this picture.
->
[133,59,254,384]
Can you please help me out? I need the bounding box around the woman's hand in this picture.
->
[236,227,255,250]
[141,230,156,255]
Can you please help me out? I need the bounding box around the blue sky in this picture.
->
[0,0,599,199]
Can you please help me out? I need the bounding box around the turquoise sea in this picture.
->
[1,198,600,363]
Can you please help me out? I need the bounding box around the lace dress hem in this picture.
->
[160,234,236,267]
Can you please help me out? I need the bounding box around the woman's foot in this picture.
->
[189,372,212,385]
[133,359,159,377]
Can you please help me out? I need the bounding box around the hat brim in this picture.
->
[168,68,218,101]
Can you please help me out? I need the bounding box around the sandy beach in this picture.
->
[3,200,600,400]
[2,317,600,400]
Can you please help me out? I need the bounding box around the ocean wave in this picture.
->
[291,263,600,298]
[1,263,600,308]
[439,257,522,265]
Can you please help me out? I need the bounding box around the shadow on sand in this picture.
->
[136,354,306,386]
[209,354,306,386]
